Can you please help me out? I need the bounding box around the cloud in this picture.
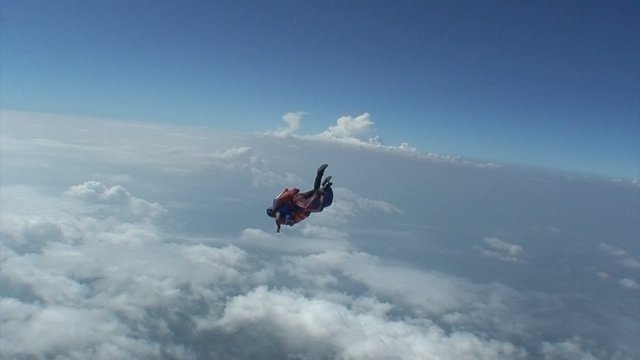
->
[311,188,404,227]
[0,182,573,359]
[0,182,533,359]
[477,237,525,262]
[64,181,167,220]
[0,300,163,359]
[541,338,599,360]
[319,113,374,140]
[208,146,253,161]
[599,243,628,257]
[620,258,640,269]
[279,249,553,343]
[237,227,353,254]
[263,111,503,169]
[2,111,638,358]
[268,112,306,137]
[599,242,640,270]
[209,286,527,360]
[0,182,253,359]
[619,278,640,290]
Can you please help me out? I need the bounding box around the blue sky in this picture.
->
[1,0,638,178]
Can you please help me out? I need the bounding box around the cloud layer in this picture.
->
[1,111,638,359]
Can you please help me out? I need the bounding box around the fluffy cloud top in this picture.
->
[2,182,531,359]
[319,113,374,140]
[210,286,526,360]
[263,111,503,169]
[65,181,166,220]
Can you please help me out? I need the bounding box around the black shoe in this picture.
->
[317,164,328,175]
[322,176,332,187]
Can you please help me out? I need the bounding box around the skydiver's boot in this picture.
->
[318,177,333,195]
[314,164,328,190]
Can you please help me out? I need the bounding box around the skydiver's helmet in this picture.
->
[266,207,275,218]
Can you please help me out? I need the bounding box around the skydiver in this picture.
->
[266,164,334,232]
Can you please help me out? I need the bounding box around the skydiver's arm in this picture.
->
[275,212,282,232]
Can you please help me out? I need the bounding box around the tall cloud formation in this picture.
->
[1,111,639,359]
[269,111,501,168]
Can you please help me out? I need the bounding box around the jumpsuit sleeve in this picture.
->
[272,188,300,210]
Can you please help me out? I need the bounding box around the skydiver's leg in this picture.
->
[302,164,328,199]
[300,189,315,198]
[321,185,333,208]
[314,164,328,190]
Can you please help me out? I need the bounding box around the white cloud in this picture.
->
[0,300,162,359]
[2,111,637,358]
[0,183,252,359]
[64,181,167,220]
[209,286,527,360]
[313,187,404,226]
[619,278,640,290]
[279,249,543,340]
[268,112,306,137]
[0,181,551,358]
[209,146,252,161]
[263,111,503,169]
[477,237,525,262]
[599,243,628,257]
[319,113,374,140]
[237,227,353,254]
[599,242,640,270]
[541,337,598,360]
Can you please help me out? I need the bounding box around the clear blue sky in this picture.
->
[1,0,638,178]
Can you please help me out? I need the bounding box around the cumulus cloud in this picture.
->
[208,286,526,360]
[64,181,166,220]
[477,237,525,262]
[0,183,252,359]
[319,113,374,140]
[0,182,580,359]
[263,111,503,169]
